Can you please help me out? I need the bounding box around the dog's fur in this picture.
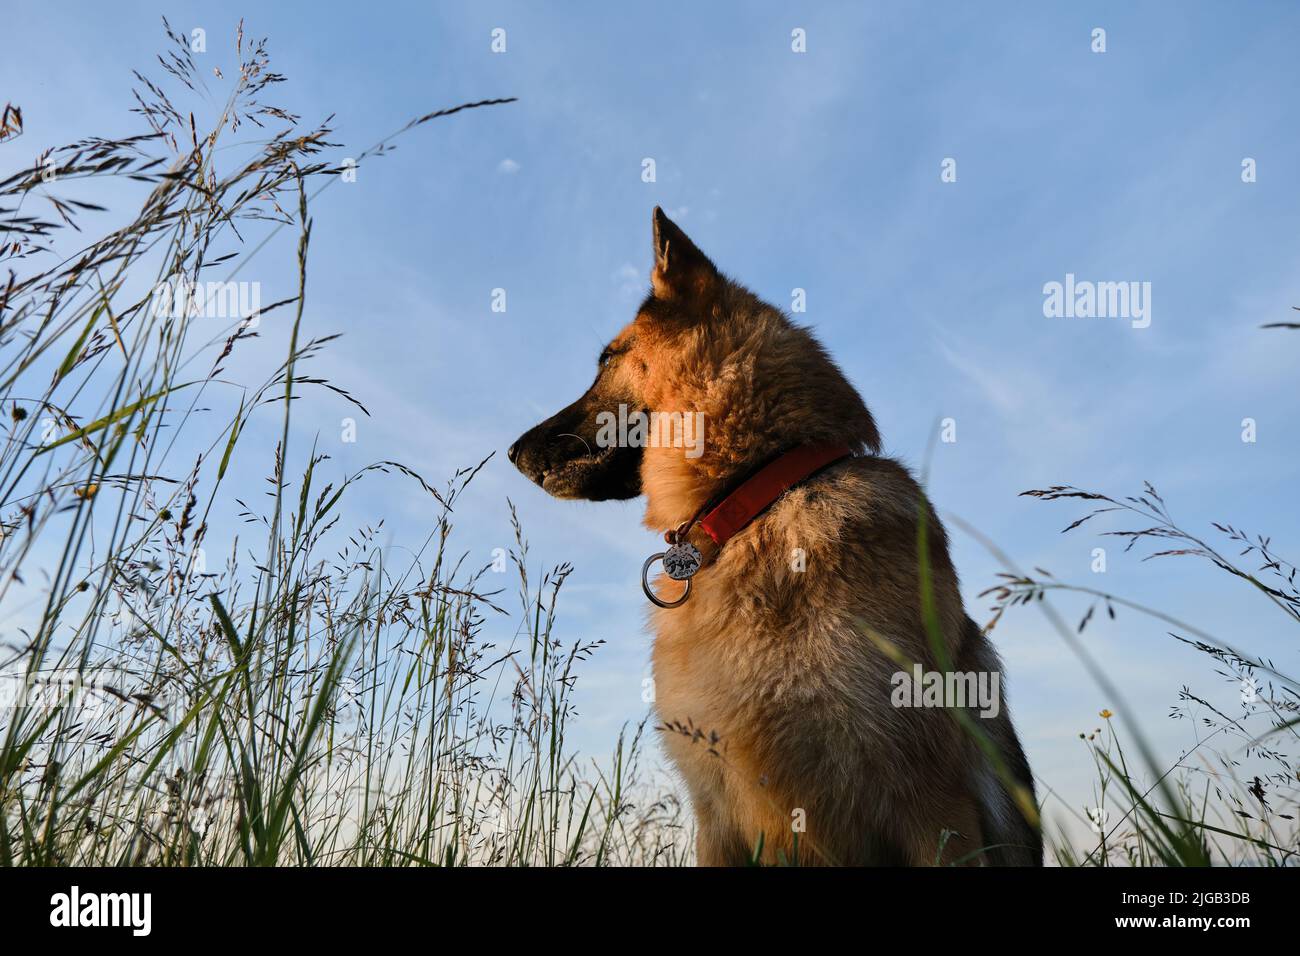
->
[510,209,1042,866]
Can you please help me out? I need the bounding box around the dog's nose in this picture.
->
[507,441,519,464]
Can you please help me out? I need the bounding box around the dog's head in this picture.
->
[509,208,879,511]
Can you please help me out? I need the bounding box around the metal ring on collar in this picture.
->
[641,552,692,608]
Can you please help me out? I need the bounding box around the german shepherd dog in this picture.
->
[509,209,1042,866]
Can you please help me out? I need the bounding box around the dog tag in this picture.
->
[662,541,702,581]
[641,541,700,609]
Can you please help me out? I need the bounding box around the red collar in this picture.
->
[694,442,855,548]
[642,443,854,608]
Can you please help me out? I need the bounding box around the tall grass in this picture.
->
[964,482,1300,865]
[0,21,684,867]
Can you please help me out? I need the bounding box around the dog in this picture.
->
[509,208,1042,866]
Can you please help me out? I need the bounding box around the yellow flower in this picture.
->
[1099,708,1114,719]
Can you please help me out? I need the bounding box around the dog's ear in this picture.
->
[651,207,719,304]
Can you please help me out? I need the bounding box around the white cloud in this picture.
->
[497,158,520,174]
[612,261,644,300]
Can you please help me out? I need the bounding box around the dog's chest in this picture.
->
[652,613,733,734]
[651,608,749,793]
[648,585,800,792]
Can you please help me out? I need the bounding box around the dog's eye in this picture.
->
[598,339,633,369]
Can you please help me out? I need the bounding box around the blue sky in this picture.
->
[8,1,1300,849]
